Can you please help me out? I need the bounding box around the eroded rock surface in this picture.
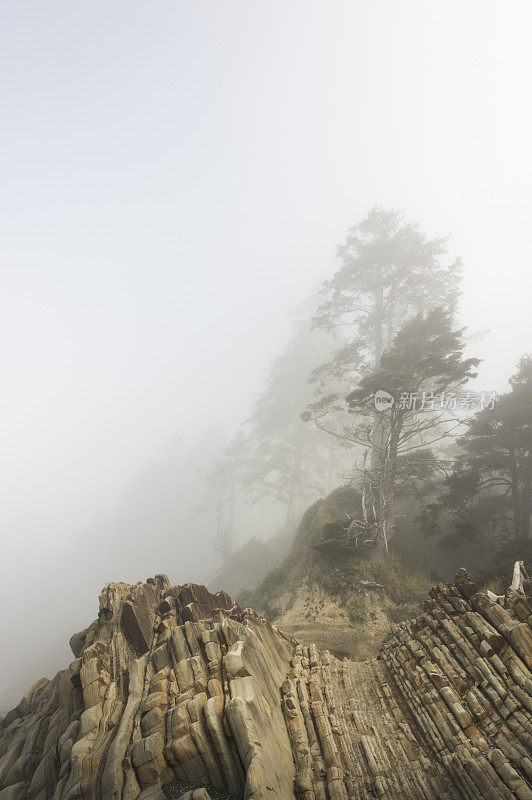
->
[0,570,531,799]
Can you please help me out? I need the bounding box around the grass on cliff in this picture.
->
[238,487,433,623]
[238,496,341,615]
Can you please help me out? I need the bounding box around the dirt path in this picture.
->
[272,584,393,661]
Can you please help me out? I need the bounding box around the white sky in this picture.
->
[1,0,531,695]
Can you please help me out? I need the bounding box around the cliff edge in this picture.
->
[0,568,531,800]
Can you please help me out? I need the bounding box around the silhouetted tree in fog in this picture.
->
[243,321,350,526]
[427,356,532,549]
[198,432,248,567]
[307,207,461,461]
[345,309,479,553]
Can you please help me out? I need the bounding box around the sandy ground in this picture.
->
[270,584,393,661]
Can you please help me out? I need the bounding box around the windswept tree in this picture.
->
[427,356,532,548]
[308,208,462,455]
[345,309,479,553]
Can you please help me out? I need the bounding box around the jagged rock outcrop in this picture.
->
[0,568,531,800]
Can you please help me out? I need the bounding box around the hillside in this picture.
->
[207,530,294,599]
[1,569,532,799]
[238,486,434,659]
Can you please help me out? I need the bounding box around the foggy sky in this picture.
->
[1,1,532,705]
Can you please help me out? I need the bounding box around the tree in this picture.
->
[244,320,351,526]
[308,208,462,458]
[344,308,479,553]
[430,356,532,548]
[198,431,249,567]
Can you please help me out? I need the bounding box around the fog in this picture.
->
[1,1,531,708]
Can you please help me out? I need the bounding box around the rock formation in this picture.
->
[1,567,531,800]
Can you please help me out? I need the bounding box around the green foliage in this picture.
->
[313,207,460,349]
[387,603,422,624]
[365,553,433,605]
[318,551,432,607]
[238,485,433,622]
[214,528,295,598]
[327,485,363,515]
[308,207,462,427]
[315,551,432,629]
[482,577,507,598]
[319,569,354,598]
[257,563,291,595]
[347,308,479,410]
[347,598,367,625]
[237,558,296,616]
[427,355,532,548]
[343,308,480,552]
[237,489,360,609]
[477,540,532,587]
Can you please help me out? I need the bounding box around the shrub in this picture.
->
[366,553,432,605]
[483,577,506,597]
[387,603,421,623]
[319,570,352,598]
[347,598,367,624]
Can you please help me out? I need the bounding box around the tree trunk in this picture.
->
[384,414,400,544]
[508,431,521,541]
[370,279,385,469]
[520,446,532,541]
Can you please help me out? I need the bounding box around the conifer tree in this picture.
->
[346,309,479,552]
[429,356,532,547]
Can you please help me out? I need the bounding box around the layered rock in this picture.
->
[0,568,531,800]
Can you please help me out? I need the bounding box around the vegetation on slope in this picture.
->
[238,485,433,630]
[207,528,294,598]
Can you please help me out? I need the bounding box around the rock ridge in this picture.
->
[0,570,531,800]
